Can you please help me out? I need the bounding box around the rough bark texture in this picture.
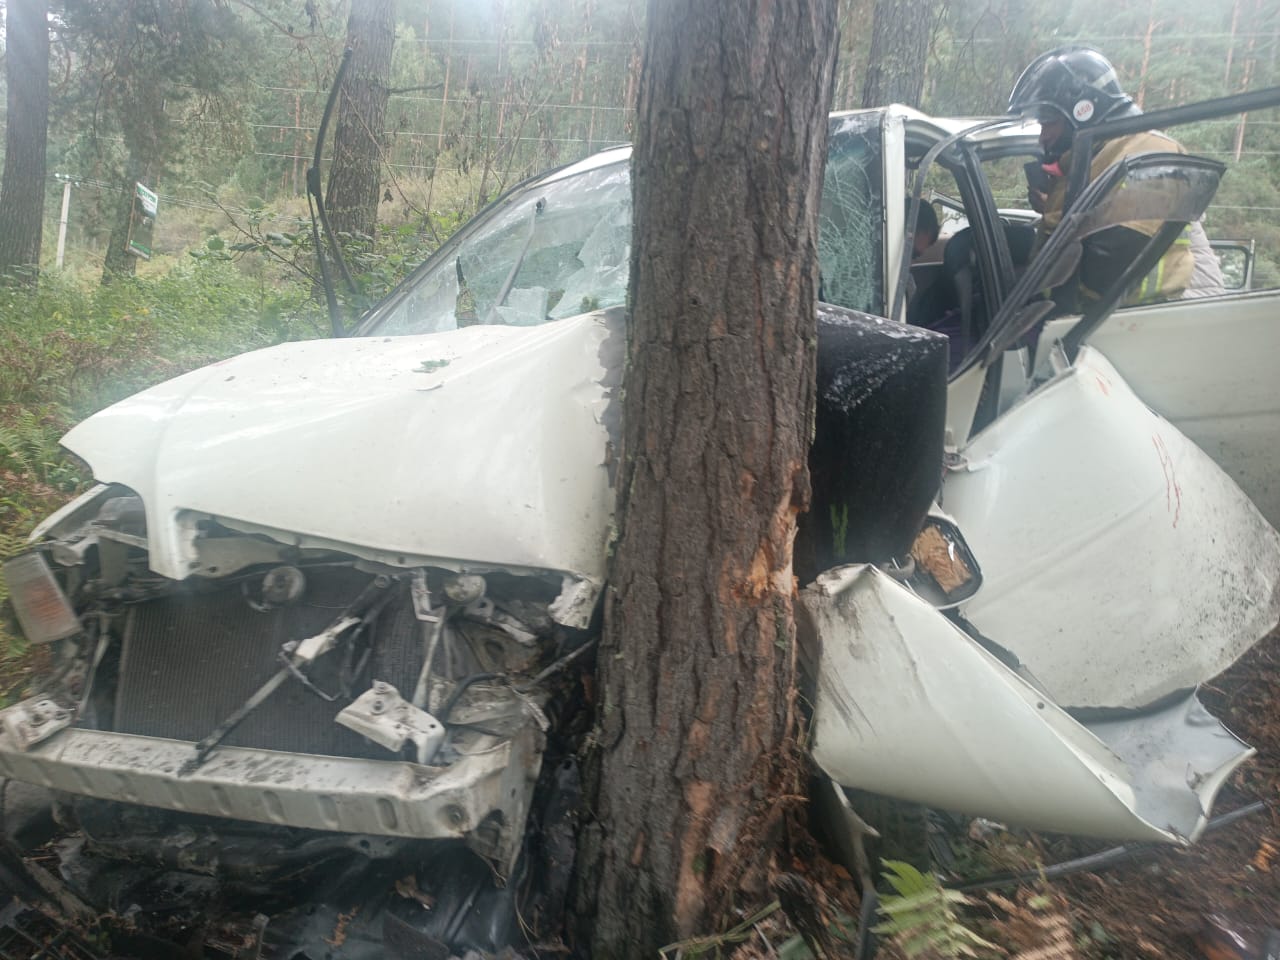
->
[102,153,145,281]
[860,0,934,108]
[325,0,395,240]
[0,0,50,279]
[577,1,838,956]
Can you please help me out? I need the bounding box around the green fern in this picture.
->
[0,410,42,474]
[0,407,82,492]
[829,502,850,559]
[873,861,999,959]
[0,408,57,472]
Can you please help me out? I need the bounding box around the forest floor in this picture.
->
[930,627,1280,960]
[1049,627,1280,960]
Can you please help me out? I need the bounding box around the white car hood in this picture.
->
[61,311,622,584]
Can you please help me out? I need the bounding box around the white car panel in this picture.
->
[1036,289,1280,528]
[60,311,619,586]
[943,346,1280,709]
[801,565,1252,843]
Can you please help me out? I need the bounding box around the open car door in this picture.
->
[804,152,1279,843]
[999,148,1280,527]
[939,150,1280,712]
[946,151,1227,439]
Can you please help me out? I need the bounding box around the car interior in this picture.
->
[902,140,1040,373]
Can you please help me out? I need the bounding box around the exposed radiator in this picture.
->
[112,569,424,760]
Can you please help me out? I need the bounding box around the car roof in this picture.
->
[534,108,1044,193]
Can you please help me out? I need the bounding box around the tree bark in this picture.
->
[1233,0,1261,162]
[0,0,50,280]
[860,0,935,108]
[324,0,395,241]
[101,153,145,282]
[576,0,838,956]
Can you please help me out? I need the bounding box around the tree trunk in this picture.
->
[1234,0,1261,162]
[1136,0,1157,109]
[860,0,935,108]
[833,0,873,110]
[0,0,50,280]
[324,0,395,241]
[1225,0,1241,88]
[435,6,455,152]
[101,153,146,282]
[576,0,838,956]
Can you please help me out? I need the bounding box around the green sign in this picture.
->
[127,182,158,260]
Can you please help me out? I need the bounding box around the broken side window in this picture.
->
[818,122,885,316]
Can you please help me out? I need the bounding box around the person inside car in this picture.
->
[1009,45,1225,307]
[910,198,941,260]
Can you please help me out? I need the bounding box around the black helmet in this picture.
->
[1008,46,1133,129]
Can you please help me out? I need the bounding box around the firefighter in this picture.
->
[1009,45,1224,305]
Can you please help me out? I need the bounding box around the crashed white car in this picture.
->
[1,102,1278,956]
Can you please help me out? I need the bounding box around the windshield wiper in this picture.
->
[484,197,545,323]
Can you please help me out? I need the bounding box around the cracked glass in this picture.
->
[370,161,633,335]
[818,124,885,317]
[368,117,888,336]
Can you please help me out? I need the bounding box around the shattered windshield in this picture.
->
[367,161,633,335]
[365,119,885,335]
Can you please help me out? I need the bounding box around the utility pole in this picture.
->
[55,175,72,269]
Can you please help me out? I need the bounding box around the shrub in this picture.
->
[0,261,326,660]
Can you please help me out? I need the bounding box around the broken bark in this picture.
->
[574,0,839,956]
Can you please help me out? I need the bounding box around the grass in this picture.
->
[0,258,329,665]
[0,172,484,675]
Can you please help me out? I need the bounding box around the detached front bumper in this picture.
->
[0,710,539,872]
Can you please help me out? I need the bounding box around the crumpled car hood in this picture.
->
[944,347,1280,710]
[801,564,1253,844]
[61,311,622,583]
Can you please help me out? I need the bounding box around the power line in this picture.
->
[267,35,639,49]
[245,150,620,175]
[991,193,1280,212]
[942,32,1280,43]
[170,100,631,137]
[248,81,634,111]
[385,94,631,112]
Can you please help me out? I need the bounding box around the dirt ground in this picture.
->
[987,627,1280,960]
